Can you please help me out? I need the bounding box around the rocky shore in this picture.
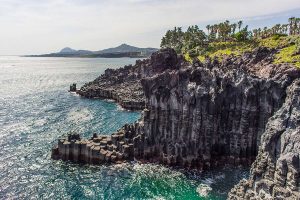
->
[52,48,300,199]
[51,123,141,164]
[76,48,185,110]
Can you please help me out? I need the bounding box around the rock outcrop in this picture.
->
[77,48,185,110]
[228,80,300,199]
[53,48,300,199]
[52,124,142,164]
[69,83,76,92]
[131,47,300,170]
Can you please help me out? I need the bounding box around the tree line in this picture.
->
[160,17,300,55]
[252,17,300,38]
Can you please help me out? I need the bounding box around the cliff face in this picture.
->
[228,80,300,199]
[133,48,299,170]
[55,48,300,198]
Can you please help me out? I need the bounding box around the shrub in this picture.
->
[272,33,287,40]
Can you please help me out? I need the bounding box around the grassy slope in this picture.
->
[185,35,300,67]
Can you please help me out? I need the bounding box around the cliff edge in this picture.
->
[54,48,300,199]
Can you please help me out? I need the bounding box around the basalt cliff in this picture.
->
[52,48,300,199]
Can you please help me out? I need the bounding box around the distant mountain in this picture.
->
[28,44,158,58]
[59,47,77,54]
[96,44,158,54]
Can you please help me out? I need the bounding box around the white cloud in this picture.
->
[0,0,300,54]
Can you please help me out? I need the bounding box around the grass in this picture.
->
[184,53,193,63]
[194,41,256,61]
[197,55,205,62]
[259,35,290,49]
[274,45,300,67]
[185,35,300,68]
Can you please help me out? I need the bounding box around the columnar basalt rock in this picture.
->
[54,48,300,199]
[132,48,300,170]
[228,80,300,199]
[51,123,141,164]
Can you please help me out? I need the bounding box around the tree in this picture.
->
[206,25,211,36]
[238,20,243,31]
[234,25,250,41]
[161,37,167,48]
[161,16,300,58]
[253,29,258,38]
[296,18,300,35]
[289,17,296,35]
[231,23,237,35]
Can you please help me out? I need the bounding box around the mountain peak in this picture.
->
[60,47,76,53]
[119,43,131,47]
[97,44,141,54]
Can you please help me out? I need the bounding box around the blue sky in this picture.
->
[0,0,300,55]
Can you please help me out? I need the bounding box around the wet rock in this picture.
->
[69,83,76,92]
[51,125,138,164]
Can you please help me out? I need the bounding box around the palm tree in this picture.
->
[218,22,225,41]
[296,18,300,35]
[213,24,219,40]
[263,27,267,38]
[274,24,281,34]
[206,25,211,36]
[282,24,288,34]
[231,23,237,35]
[238,20,243,31]
[289,17,296,35]
[252,29,258,38]
[258,28,262,38]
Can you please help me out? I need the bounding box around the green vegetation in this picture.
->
[274,45,300,67]
[161,17,300,67]
[196,40,256,61]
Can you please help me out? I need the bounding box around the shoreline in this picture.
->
[76,89,145,111]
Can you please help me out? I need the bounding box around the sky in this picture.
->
[1,0,300,55]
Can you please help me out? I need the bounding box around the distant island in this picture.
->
[27,44,158,58]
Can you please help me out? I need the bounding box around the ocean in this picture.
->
[0,56,248,199]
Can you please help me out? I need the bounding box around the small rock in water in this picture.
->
[196,184,212,197]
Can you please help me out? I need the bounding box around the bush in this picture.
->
[272,33,287,40]
[188,49,198,58]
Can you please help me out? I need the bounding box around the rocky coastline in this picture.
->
[52,48,300,199]
[76,48,185,110]
[51,123,140,164]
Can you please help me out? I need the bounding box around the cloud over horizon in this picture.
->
[1,0,300,54]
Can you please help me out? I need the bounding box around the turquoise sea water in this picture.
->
[0,56,248,199]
